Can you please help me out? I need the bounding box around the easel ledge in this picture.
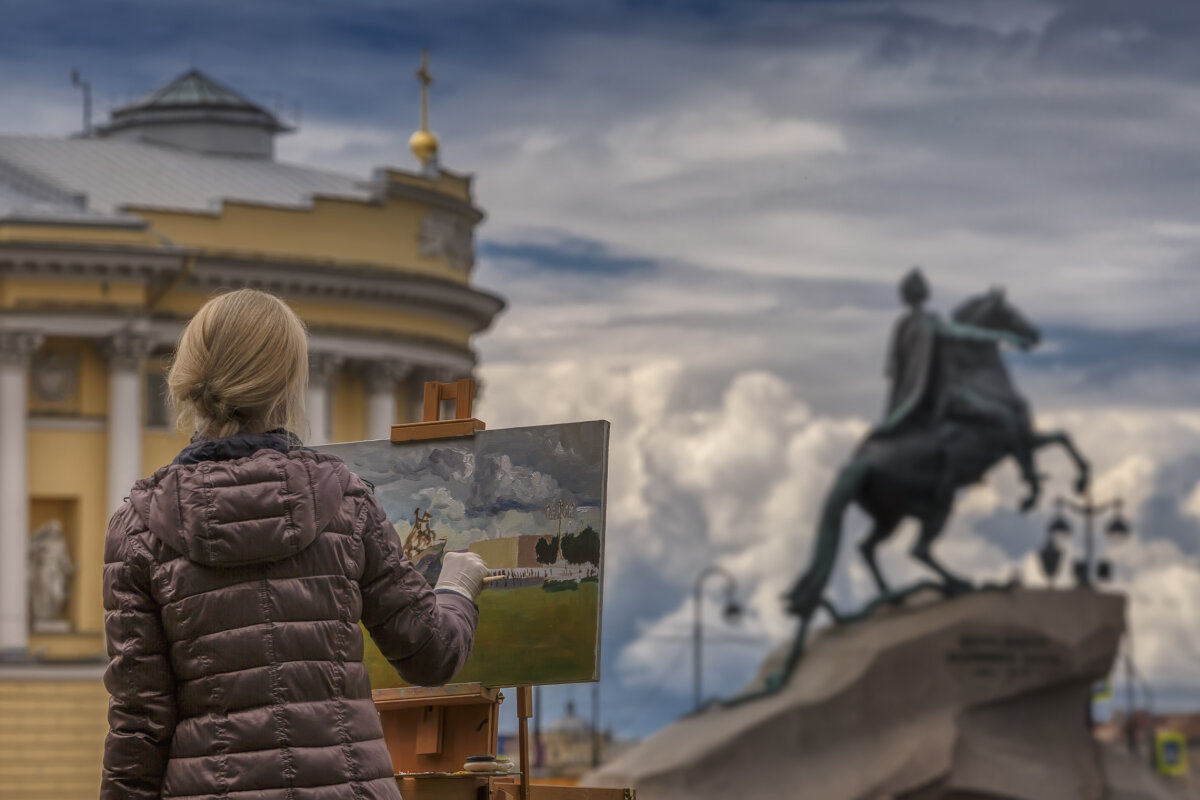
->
[392,379,486,443]
[384,382,632,800]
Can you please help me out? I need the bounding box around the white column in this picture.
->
[307,353,342,446]
[103,333,151,515]
[0,331,43,659]
[363,361,412,440]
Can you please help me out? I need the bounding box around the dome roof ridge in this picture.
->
[119,69,267,115]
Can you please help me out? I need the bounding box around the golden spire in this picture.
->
[409,51,440,168]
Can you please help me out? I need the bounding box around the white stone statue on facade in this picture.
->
[29,520,74,632]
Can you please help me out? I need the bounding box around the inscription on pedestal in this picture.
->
[945,632,1065,680]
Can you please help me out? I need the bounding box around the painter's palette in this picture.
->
[318,421,608,688]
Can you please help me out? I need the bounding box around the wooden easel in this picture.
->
[391,378,486,444]
[378,381,631,800]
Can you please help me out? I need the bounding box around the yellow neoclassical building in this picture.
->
[0,67,503,797]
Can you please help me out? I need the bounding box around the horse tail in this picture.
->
[786,458,871,619]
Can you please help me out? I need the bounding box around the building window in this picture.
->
[145,371,171,429]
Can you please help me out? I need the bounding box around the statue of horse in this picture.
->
[786,289,1090,626]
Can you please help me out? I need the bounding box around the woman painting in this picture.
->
[101,288,488,799]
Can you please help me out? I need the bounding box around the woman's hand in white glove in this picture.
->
[435,552,489,602]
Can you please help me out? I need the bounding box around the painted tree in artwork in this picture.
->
[560,526,601,566]
[535,536,560,565]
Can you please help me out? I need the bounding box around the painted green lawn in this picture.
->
[363,581,600,689]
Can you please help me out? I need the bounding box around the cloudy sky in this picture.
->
[9,0,1200,738]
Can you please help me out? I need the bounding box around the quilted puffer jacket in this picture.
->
[101,432,478,800]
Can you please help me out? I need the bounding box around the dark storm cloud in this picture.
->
[1038,1,1200,79]
[465,424,608,515]
[325,424,606,519]
[1031,325,1200,385]
[327,442,474,488]
[481,238,660,277]
[482,236,895,313]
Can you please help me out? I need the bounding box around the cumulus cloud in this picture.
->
[483,351,1200,717]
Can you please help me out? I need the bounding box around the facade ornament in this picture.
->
[31,351,80,405]
[101,331,152,371]
[361,360,414,394]
[308,352,344,384]
[0,331,45,367]
[419,211,475,273]
[28,520,74,633]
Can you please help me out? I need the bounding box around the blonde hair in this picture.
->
[167,289,309,440]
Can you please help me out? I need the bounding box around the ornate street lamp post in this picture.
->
[693,566,742,712]
[1044,492,1131,588]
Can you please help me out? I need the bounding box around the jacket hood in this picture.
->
[129,447,352,568]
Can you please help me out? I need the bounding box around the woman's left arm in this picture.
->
[100,505,176,800]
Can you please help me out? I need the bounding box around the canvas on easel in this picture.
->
[317,420,609,689]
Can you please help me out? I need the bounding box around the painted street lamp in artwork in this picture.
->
[546,498,576,535]
[693,566,743,712]
[1045,494,1132,588]
[545,498,576,563]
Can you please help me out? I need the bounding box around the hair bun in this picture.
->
[189,382,239,423]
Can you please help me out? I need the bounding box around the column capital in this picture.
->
[0,332,44,367]
[360,360,414,394]
[101,331,152,371]
[309,352,344,384]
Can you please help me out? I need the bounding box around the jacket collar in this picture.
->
[173,429,302,465]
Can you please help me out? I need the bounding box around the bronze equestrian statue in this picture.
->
[786,269,1090,628]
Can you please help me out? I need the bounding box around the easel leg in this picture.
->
[517,686,532,800]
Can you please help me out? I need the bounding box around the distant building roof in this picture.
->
[97,70,293,158]
[0,136,372,215]
[120,69,266,114]
[0,154,142,225]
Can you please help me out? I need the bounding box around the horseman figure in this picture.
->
[875,268,1038,505]
[784,270,1091,641]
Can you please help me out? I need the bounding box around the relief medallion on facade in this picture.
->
[419,211,475,273]
[31,350,80,412]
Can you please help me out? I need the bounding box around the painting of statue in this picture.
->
[317,420,609,688]
[29,520,75,632]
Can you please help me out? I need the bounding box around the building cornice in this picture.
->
[0,309,477,374]
[188,256,505,334]
[0,213,147,228]
[0,243,504,332]
[0,241,185,281]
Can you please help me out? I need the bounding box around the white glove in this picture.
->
[435,552,489,602]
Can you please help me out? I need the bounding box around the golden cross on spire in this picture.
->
[409,50,440,168]
[416,50,433,132]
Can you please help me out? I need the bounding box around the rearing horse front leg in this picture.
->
[911,506,972,595]
[1008,425,1041,513]
[1031,430,1091,495]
